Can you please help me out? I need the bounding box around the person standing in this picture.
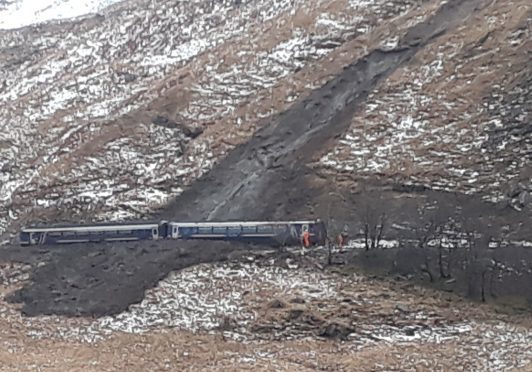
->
[336,225,349,252]
[302,228,310,248]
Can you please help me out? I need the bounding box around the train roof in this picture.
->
[21,223,160,233]
[21,220,323,233]
[168,221,321,227]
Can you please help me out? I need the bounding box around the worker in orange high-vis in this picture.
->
[336,233,344,248]
[336,225,348,253]
[301,228,310,248]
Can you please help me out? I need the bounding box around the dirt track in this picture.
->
[3,0,527,317]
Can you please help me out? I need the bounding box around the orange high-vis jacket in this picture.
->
[302,231,310,248]
[336,233,344,247]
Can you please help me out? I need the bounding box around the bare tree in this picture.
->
[415,218,437,282]
[414,198,454,282]
[358,196,387,251]
[326,237,333,266]
[441,218,461,279]
[459,203,506,302]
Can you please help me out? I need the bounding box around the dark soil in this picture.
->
[3,0,523,317]
[3,240,253,316]
[162,0,492,222]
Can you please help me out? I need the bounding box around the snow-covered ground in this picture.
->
[0,259,530,370]
[0,0,428,237]
[0,0,124,29]
[320,0,531,206]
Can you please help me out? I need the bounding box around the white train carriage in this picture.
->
[167,220,326,245]
[19,220,327,246]
[19,222,165,245]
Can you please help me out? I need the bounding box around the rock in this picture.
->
[289,296,306,304]
[395,304,410,313]
[404,327,416,336]
[318,320,354,340]
[287,307,305,320]
[268,298,287,309]
[518,190,530,208]
[152,115,203,139]
[299,311,325,326]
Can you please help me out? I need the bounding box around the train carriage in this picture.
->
[167,220,326,246]
[19,221,166,245]
[19,219,327,247]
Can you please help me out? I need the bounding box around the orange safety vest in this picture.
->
[336,234,344,247]
[302,231,310,248]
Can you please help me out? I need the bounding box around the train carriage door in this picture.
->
[152,227,159,240]
[172,225,179,239]
[38,233,47,245]
[30,232,36,245]
[290,226,298,242]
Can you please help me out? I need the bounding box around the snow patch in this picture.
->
[0,0,123,29]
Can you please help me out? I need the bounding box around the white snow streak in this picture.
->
[0,0,123,29]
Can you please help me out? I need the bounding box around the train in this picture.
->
[19,220,327,246]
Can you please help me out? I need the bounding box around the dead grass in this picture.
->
[0,258,530,371]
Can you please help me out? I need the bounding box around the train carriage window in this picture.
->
[257,225,274,233]
[212,227,227,234]
[227,226,241,236]
[198,227,212,234]
[242,226,256,234]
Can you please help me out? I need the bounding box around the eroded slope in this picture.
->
[320,0,531,206]
[0,0,430,238]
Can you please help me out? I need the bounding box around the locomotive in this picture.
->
[19,220,327,246]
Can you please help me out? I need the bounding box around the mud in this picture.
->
[163,0,491,222]
[1,0,509,317]
[3,240,253,316]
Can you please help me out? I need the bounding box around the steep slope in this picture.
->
[0,0,429,238]
[320,0,531,206]
[1,0,530,314]
[162,0,496,221]
[7,0,531,317]
[0,0,531,370]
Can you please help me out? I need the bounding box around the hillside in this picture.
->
[0,0,531,370]
[0,0,419,236]
[1,0,530,240]
[0,0,481,237]
[320,0,531,204]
